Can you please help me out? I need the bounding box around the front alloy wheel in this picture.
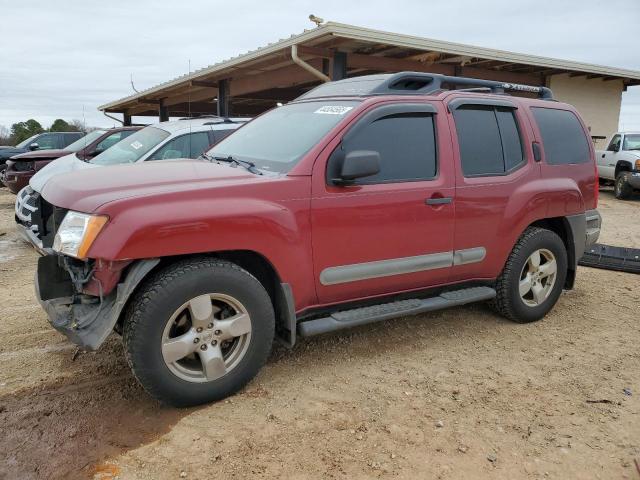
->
[123,258,275,407]
[162,293,252,383]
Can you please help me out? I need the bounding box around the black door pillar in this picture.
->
[159,100,169,122]
[217,79,229,117]
[331,51,347,80]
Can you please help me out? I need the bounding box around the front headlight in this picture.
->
[53,211,108,259]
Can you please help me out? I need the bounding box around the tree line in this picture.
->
[0,119,86,146]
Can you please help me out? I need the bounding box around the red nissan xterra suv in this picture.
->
[35,72,601,406]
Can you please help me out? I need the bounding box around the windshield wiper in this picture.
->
[211,155,263,175]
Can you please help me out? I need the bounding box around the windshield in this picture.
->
[207,100,359,173]
[64,130,105,152]
[91,126,170,165]
[15,134,39,149]
[622,134,640,151]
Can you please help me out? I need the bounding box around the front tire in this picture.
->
[493,227,567,323]
[123,258,275,407]
[614,171,633,200]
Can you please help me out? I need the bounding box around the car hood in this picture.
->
[12,149,71,160]
[41,160,257,213]
[0,147,26,160]
[30,153,95,192]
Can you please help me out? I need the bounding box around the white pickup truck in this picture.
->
[596,132,640,199]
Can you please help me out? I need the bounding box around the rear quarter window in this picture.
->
[531,107,590,165]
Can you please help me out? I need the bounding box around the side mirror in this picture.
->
[607,144,618,152]
[334,150,381,185]
[28,143,39,151]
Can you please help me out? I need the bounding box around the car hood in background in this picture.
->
[0,148,26,160]
[30,154,96,192]
[11,149,71,161]
[41,160,257,213]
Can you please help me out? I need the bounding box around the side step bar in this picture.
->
[297,286,496,337]
[579,243,640,274]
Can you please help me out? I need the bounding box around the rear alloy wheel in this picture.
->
[493,227,567,323]
[614,171,633,200]
[518,249,557,307]
[123,258,275,407]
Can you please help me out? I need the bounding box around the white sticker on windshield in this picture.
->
[130,141,143,150]
[314,106,353,115]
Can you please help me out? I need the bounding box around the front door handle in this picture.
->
[426,197,452,206]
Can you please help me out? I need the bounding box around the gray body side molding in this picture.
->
[37,259,161,351]
[319,247,486,286]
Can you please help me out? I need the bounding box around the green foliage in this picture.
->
[10,119,44,144]
[49,119,72,132]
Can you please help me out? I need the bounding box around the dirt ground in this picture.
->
[0,187,638,480]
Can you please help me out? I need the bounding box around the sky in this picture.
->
[0,0,639,132]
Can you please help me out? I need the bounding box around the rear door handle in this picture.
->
[426,197,452,205]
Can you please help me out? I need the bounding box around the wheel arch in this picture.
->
[529,216,577,289]
[116,250,296,347]
[615,160,633,178]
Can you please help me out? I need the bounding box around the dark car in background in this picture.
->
[1,127,140,194]
[0,132,84,177]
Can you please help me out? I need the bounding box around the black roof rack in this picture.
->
[298,72,554,101]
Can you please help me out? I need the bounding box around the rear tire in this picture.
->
[493,227,567,323]
[614,171,633,200]
[123,258,275,407]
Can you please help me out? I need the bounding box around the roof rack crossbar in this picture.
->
[371,72,554,99]
[299,71,554,100]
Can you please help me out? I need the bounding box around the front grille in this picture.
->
[11,161,34,172]
[15,186,40,236]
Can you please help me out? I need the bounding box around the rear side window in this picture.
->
[453,105,524,176]
[345,113,437,184]
[149,132,211,160]
[531,108,590,165]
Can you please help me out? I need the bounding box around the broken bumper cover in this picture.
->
[35,256,160,351]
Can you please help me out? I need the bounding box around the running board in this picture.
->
[297,286,496,337]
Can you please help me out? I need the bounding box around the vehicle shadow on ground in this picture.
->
[0,339,193,480]
[0,301,519,480]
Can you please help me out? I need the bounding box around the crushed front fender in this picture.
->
[36,258,160,350]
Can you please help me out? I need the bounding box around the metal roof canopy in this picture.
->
[99,22,640,122]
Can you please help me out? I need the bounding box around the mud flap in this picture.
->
[36,259,160,350]
[578,244,640,274]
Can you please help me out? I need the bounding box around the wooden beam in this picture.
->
[586,74,603,79]
[164,87,219,107]
[190,80,218,88]
[346,53,454,75]
[229,60,323,97]
[603,76,621,81]
[569,72,588,77]
[138,98,162,105]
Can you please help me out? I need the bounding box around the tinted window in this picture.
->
[532,108,590,165]
[32,134,59,150]
[344,113,437,183]
[65,130,105,152]
[149,132,211,160]
[607,134,621,151]
[453,105,523,176]
[95,131,135,152]
[623,134,640,151]
[92,127,170,165]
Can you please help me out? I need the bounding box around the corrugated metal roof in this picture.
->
[99,21,640,112]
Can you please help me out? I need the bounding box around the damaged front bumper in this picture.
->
[36,255,160,350]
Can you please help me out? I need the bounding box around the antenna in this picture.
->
[130,74,140,94]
